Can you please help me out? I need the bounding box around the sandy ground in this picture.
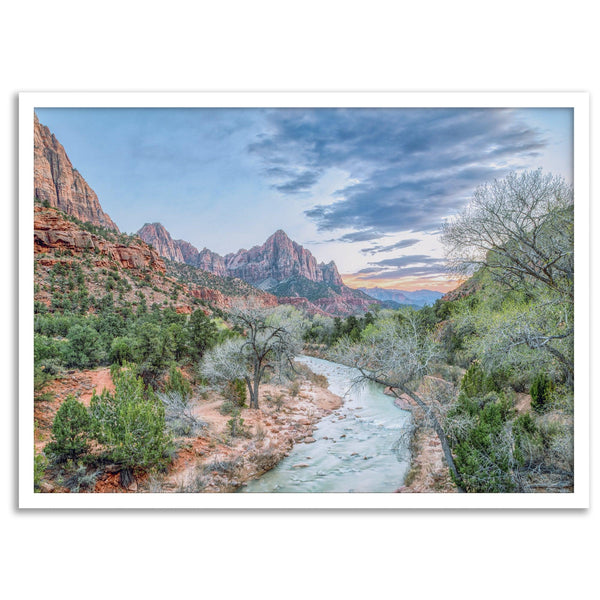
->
[155,379,342,493]
[34,368,342,493]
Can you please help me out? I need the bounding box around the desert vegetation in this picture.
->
[33,169,574,494]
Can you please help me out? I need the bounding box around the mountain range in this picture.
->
[33,115,378,316]
[358,287,444,307]
[137,223,376,315]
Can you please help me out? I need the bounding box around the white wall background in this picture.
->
[2,2,597,599]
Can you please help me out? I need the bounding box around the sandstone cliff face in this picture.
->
[196,248,228,278]
[223,230,343,287]
[34,114,119,232]
[137,223,185,263]
[175,239,200,264]
[35,206,165,273]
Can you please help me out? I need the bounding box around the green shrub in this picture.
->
[165,365,192,402]
[460,361,499,398]
[34,449,48,492]
[530,372,554,413]
[109,337,135,365]
[223,378,247,408]
[90,365,173,475]
[46,395,92,462]
[227,407,247,438]
[61,324,103,369]
[448,392,517,492]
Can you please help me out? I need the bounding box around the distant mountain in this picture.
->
[34,115,119,232]
[359,287,444,307]
[137,223,185,263]
[222,229,344,288]
[138,224,378,315]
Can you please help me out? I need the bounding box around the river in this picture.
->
[241,355,413,493]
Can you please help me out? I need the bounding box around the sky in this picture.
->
[35,107,573,292]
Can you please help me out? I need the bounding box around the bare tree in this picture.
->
[333,313,465,490]
[200,299,302,409]
[442,169,574,301]
[442,169,574,383]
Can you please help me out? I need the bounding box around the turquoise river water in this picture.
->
[241,355,413,493]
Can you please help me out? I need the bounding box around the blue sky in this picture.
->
[35,107,573,291]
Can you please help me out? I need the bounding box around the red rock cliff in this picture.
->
[35,206,165,273]
[224,230,343,286]
[34,114,119,232]
[137,223,185,263]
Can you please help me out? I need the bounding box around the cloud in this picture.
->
[361,237,420,254]
[354,264,449,280]
[369,254,441,268]
[329,230,383,243]
[350,253,450,281]
[272,169,322,193]
[249,108,550,236]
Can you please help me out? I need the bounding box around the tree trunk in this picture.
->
[249,369,261,409]
[391,386,465,493]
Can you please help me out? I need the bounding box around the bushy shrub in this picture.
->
[165,365,192,402]
[227,407,248,438]
[223,378,247,408]
[460,361,500,398]
[289,380,301,398]
[34,449,48,492]
[109,337,135,365]
[90,365,173,474]
[530,372,554,413]
[447,392,519,492]
[61,324,103,369]
[46,395,92,461]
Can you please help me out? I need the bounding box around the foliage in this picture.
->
[201,300,302,408]
[187,309,219,361]
[442,170,574,385]
[46,396,92,461]
[223,378,247,407]
[165,365,193,402]
[109,336,135,365]
[460,361,500,397]
[34,449,48,492]
[90,365,172,472]
[227,407,247,438]
[530,372,554,413]
[61,324,104,369]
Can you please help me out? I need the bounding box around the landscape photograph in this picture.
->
[27,100,578,500]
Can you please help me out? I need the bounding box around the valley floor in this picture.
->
[35,368,343,493]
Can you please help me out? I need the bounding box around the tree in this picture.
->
[442,170,574,382]
[90,365,172,485]
[46,395,92,461]
[333,311,464,490]
[442,169,574,300]
[187,309,218,361]
[200,300,302,409]
[61,324,103,369]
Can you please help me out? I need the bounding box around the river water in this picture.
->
[241,355,413,493]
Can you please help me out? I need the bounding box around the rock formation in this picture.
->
[196,248,228,278]
[223,229,344,288]
[34,114,119,232]
[34,206,165,273]
[137,223,185,263]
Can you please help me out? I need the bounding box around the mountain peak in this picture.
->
[34,115,119,232]
[137,222,184,263]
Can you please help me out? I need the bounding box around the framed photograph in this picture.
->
[19,92,589,508]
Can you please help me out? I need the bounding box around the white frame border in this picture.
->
[19,92,590,509]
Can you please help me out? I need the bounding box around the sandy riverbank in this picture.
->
[34,366,342,493]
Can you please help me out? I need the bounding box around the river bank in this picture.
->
[34,364,343,493]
